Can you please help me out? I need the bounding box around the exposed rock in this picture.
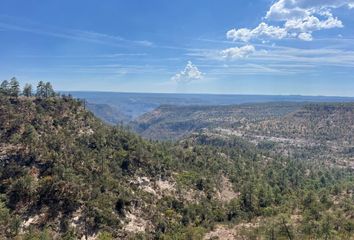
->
[216,175,240,203]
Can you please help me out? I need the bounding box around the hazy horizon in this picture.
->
[65,90,354,98]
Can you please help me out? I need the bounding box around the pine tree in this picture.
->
[36,81,45,98]
[0,80,9,95]
[44,82,55,97]
[23,84,33,97]
[9,77,20,97]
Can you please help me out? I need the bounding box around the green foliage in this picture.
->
[0,79,9,95]
[36,81,46,98]
[0,87,353,239]
[36,81,55,98]
[0,197,10,235]
[97,231,113,240]
[9,77,20,97]
[0,78,20,97]
[23,83,33,97]
[8,174,37,209]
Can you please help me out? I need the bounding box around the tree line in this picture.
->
[0,77,56,98]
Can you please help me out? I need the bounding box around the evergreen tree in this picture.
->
[36,81,45,98]
[0,80,9,95]
[0,200,10,235]
[9,77,20,97]
[44,82,55,97]
[22,125,39,144]
[22,84,33,97]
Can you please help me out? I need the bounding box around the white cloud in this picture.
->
[221,45,256,59]
[253,23,288,40]
[298,32,313,41]
[266,0,308,21]
[227,0,352,43]
[171,61,203,84]
[284,16,343,32]
[227,23,288,42]
[266,0,354,21]
[227,28,252,42]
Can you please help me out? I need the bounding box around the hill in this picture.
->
[132,103,305,140]
[0,90,354,239]
[132,103,354,165]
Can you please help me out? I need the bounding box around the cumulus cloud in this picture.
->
[171,61,203,84]
[284,16,343,33]
[227,28,252,42]
[227,23,288,42]
[227,0,351,43]
[266,0,354,20]
[298,32,313,41]
[220,45,256,59]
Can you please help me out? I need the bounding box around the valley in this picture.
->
[130,102,354,167]
[76,92,354,169]
[0,85,354,239]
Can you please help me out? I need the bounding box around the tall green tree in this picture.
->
[0,80,9,95]
[36,81,45,98]
[9,77,20,97]
[0,199,10,238]
[22,84,33,97]
[44,82,55,97]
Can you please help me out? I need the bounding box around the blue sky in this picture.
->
[0,0,354,96]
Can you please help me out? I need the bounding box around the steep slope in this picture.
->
[1,95,354,239]
[86,103,130,125]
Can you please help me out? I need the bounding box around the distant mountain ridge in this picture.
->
[67,91,354,122]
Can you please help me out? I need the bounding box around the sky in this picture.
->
[0,0,354,96]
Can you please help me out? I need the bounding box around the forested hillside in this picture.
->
[132,103,354,165]
[1,80,354,239]
[132,103,303,140]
